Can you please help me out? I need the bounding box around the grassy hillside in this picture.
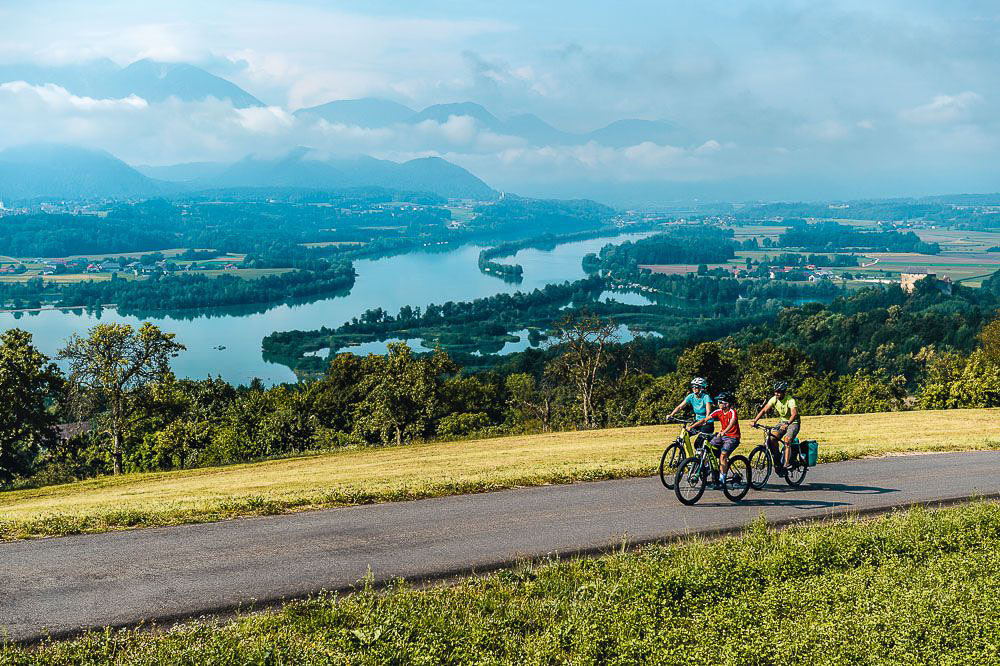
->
[1,408,998,540]
[5,500,1000,663]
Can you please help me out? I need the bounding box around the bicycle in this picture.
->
[673,435,751,505]
[747,423,808,489]
[659,416,710,490]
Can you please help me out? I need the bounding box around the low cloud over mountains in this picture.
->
[2,0,999,207]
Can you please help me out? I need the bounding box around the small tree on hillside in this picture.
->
[58,322,185,474]
[505,372,558,432]
[0,329,62,485]
[353,342,457,446]
[980,314,1000,366]
[549,311,619,428]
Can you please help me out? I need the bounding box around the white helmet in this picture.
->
[690,377,708,389]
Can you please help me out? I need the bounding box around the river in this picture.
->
[0,234,653,384]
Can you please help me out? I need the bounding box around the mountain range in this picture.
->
[0,58,688,147]
[0,144,495,201]
[0,58,263,107]
[294,98,689,147]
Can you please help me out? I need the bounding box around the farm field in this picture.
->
[5,499,998,663]
[916,228,1000,253]
[2,408,997,540]
[0,252,296,285]
[638,263,703,275]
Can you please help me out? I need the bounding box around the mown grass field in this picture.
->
[1,409,997,540]
[5,500,999,664]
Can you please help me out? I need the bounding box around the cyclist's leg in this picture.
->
[693,422,714,447]
[774,422,790,467]
[768,427,785,471]
[708,434,723,483]
[782,421,801,466]
[719,437,739,476]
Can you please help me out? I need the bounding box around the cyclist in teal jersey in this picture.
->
[668,377,714,444]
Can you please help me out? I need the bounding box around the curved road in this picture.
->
[2,451,999,643]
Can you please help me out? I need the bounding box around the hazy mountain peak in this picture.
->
[202,147,494,198]
[0,143,159,200]
[112,59,264,107]
[294,98,416,127]
[412,102,501,128]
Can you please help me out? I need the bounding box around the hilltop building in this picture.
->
[900,268,952,295]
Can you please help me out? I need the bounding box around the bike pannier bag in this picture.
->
[803,440,819,466]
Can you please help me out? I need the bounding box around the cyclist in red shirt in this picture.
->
[687,391,741,488]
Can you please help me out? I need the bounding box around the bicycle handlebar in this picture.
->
[666,416,694,425]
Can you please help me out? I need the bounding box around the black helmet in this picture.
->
[773,381,789,392]
[690,377,708,389]
[716,391,735,405]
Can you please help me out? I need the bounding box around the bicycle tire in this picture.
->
[722,455,751,502]
[784,461,808,487]
[674,457,706,505]
[747,445,772,490]
[659,442,686,490]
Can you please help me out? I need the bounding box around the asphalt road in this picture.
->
[3,451,999,643]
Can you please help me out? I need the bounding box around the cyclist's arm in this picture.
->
[668,398,687,418]
[789,404,799,422]
[751,403,769,425]
[688,415,707,430]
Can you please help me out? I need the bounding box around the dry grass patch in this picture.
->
[1,408,997,539]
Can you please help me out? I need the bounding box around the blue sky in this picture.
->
[1,0,998,201]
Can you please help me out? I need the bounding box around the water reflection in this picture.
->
[0,233,653,384]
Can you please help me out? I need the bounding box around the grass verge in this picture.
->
[1,408,999,540]
[4,500,1000,664]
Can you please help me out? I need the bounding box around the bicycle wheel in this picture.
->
[674,457,706,505]
[659,442,685,490]
[784,460,808,487]
[723,455,751,502]
[747,445,772,490]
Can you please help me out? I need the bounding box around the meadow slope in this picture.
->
[1,408,998,539]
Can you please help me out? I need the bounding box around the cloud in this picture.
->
[900,91,982,125]
[2,1,999,199]
[234,105,294,133]
[0,81,148,111]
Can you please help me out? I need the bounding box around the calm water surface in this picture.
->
[0,234,653,384]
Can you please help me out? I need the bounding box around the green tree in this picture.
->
[505,372,558,432]
[549,312,619,428]
[673,342,740,396]
[58,322,185,474]
[838,371,907,414]
[949,350,1000,408]
[629,374,682,426]
[0,329,62,485]
[794,373,842,415]
[980,314,1000,366]
[734,342,815,416]
[353,343,457,446]
[915,347,967,410]
[303,353,366,433]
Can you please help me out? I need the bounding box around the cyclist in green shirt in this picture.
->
[751,381,800,476]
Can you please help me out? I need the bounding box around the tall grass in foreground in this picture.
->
[5,500,1000,665]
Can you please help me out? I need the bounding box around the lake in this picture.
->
[0,234,653,384]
